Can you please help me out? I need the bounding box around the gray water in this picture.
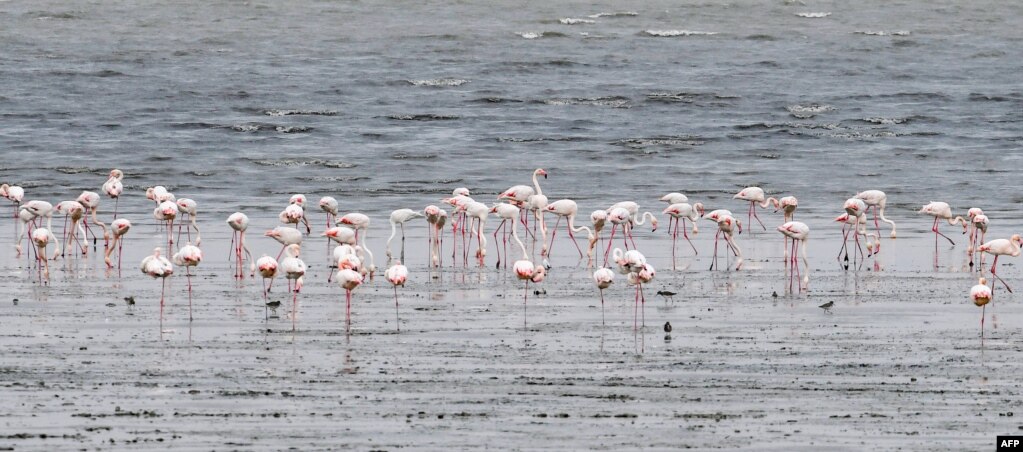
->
[2,1,1023,450]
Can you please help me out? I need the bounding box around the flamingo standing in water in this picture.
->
[442,192,472,265]
[323,226,357,246]
[279,244,307,329]
[140,247,174,323]
[709,214,743,271]
[105,219,131,274]
[279,204,307,233]
[613,247,653,330]
[510,217,545,329]
[966,208,988,268]
[490,202,520,268]
[971,277,992,337]
[544,199,593,263]
[227,212,254,278]
[385,260,408,332]
[457,201,489,266]
[289,194,312,233]
[607,201,658,249]
[337,267,364,333]
[15,200,55,257]
[919,201,967,250]
[424,205,447,268]
[146,186,175,207]
[76,191,107,250]
[586,210,608,266]
[338,213,375,279]
[265,226,304,262]
[660,192,689,205]
[662,202,703,268]
[256,254,279,307]
[386,208,424,263]
[153,200,178,251]
[777,221,810,291]
[855,190,897,238]
[733,187,781,231]
[175,198,201,245]
[837,198,878,267]
[172,243,203,321]
[319,196,339,228]
[55,200,87,258]
[592,267,615,325]
[102,169,123,220]
[602,207,633,265]
[31,228,57,284]
[498,168,546,233]
[977,234,1021,294]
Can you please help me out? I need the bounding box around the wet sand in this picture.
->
[1,219,1021,451]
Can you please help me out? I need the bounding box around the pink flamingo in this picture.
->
[626,263,655,331]
[280,244,307,330]
[102,169,123,220]
[919,202,967,257]
[279,204,307,232]
[424,205,447,267]
[337,268,363,333]
[966,208,987,268]
[319,196,339,227]
[498,168,547,233]
[659,192,689,205]
[456,201,489,266]
[31,228,57,284]
[256,254,279,307]
[607,201,658,249]
[338,213,375,279]
[385,260,409,332]
[490,203,519,268]
[172,243,203,321]
[286,194,312,233]
[387,209,424,263]
[855,190,897,238]
[265,226,303,262]
[1,183,25,240]
[140,247,174,324]
[442,193,473,264]
[55,200,88,258]
[154,200,178,250]
[733,187,781,231]
[146,186,175,207]
[510,218,545,329]
[175,198,201,245]
[105,219,131,274]
[544,199,593,262]
[971,277,992,337]
[586,210,608,266]
[777,221,810,291]
[662,202,703,267]
[593,267,615,325]
[15,200,55,258]
[709,214,743,271]
[837,198,878,267]
[977,234,1021,293]
[76,191,107,250]
[602,207,633,265]
[226,212,255,278]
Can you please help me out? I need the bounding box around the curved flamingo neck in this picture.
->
[532,171,543,196]
[510,219,528,260]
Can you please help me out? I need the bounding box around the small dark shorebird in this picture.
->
[265,300,282,320]
[124,296,135,310]
[818,301,834,313]
[663,321,672,333]
[657,290,677,303]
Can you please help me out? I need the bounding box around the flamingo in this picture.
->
[919,201,967,250]
[837,198,878,266]
[54,201,87,257]
[971,277,992,337]
[323,226,357,246]
[175,198,201,245]
[776,196,798,222]
[140,247,174,323]
[227,212,255,278]
[510,216,544,329]
[490,203,520,268]
[966,208,987,267]
[601,207,635,265]
[662,202,703,267]
[287,194,313,233]
[387,208,424,263]
[587,210,608,265]
[255,254,279,306]
[424,205,447,267]
[337,268,364,333]
[172,243,203,321]
[977,234,1021,293]
[145,186,175,206]
[593,267,615,325]
[733,187,780,231]
[441,194,473,264]
[279,204,308,233]
[855,190,897,238]
[265,226,304,262]
[102,169,123,219]
[76,191,107,250]
[710,214,743,271]
[498,168,547,232]
[660,192,689,205]
[544,199,593,263]
[338,213,375,279]
[970,214,990,268]
[1,183,25,239]
[626,263,655,331]
[31,228,57,283]
[319,196,339,228]
[385,260,408,332]
[331,244,362,283]
[280,244,307,329]
[15,200,55,257]
[457,201,489,266]
[105,219,131,273]
[524,176,549,256]
[608,201,658,249]
[153,200,178,250]
[777,221,810,291]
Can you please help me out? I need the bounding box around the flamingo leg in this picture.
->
[682,219,697,255]
[400,223,406,263]
[493,220,505,268]
[187,267,194,322]
[599,288,605,326]
[566,221,584,258]
[710,230,720,271]
[602,224,618,266]
[751,203,766,231]
[981,304,986,338]
[523,280,529,331]
[932,218,955,245]
[345,289,351,333]
[160,277,166,328]
[547,216,561,261]
[228,231,236,263]
[990,256,1013,293]
[671,218,677,271]
[393,286,400,332]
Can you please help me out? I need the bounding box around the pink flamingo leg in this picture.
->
[547,217,561,261]
[566,222,584,258]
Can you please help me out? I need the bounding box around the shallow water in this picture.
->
[1,0,1022,449]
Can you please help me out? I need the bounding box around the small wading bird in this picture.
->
[140,247,174,324]
[818,301,834,313]
[971,277,992,337]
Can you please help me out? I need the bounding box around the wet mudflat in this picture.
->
[2,226,1021,451]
